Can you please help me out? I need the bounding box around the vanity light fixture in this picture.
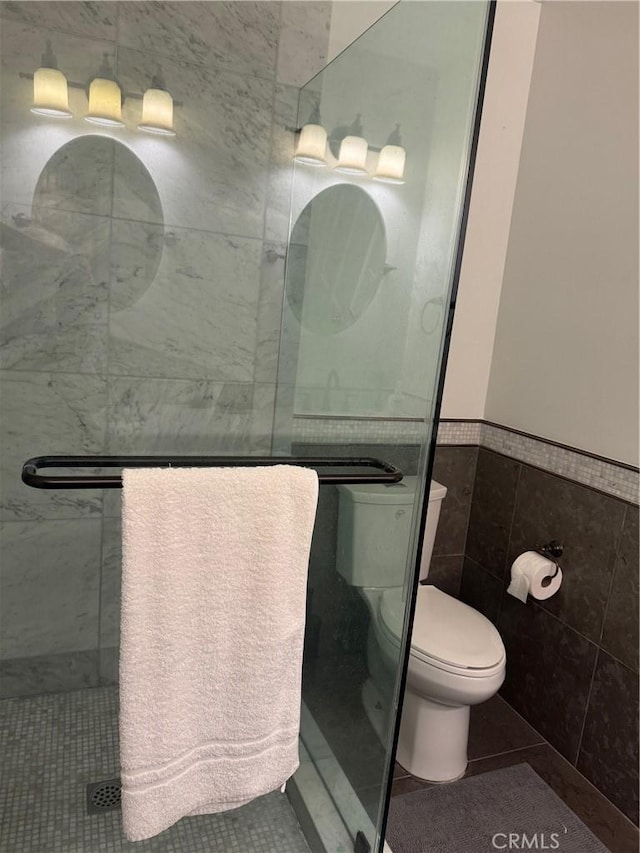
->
[25,53,180,136]
[85,54,124,127]
[373,124,406,184]
[293,104,327,166]
[31,41,72,118]
[335,114,369,175]
[138,71,176,136]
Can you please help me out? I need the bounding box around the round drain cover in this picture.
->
[87,780,121,813]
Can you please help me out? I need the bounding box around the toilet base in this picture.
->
[397,690,470,783]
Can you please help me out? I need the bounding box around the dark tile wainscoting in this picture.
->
[430,446,478,596]
[429,442,639,831]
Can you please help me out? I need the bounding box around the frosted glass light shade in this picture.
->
[31,67,72,117]
[336,135,368,175]
[85,78,124,127]
[138,87,175,135]
[294,124,327,166]
[373,144,406,184]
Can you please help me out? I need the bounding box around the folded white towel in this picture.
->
[119,465,319,841]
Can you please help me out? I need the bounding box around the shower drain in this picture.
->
[86,779,122,815]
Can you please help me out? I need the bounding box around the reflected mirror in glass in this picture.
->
[287,184,386,334]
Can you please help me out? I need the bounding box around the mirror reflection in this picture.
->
[286,184,386,334]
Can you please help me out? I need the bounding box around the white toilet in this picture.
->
[336,477,506,783]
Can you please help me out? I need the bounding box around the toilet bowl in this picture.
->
[377,584,505,782]
[336,477,507,784]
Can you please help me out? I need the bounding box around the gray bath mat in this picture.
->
[387,764,610,853]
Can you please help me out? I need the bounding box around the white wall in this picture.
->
[485,1,639,465]
[441,0,541,419]
[326,1,639,465]
[327,1,397,61]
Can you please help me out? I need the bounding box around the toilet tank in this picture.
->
[336,477,447,587]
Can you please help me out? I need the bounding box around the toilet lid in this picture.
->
[380,585,504,670]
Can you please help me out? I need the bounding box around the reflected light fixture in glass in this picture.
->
[335,114,368,175]
[85,54,124,127]
[293,104,327,166]
[294,124,328,166]
[31,41,72,117]
[335,135,369,175]
[373,124,406,184]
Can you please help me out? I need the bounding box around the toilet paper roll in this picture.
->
[507,551,562,603]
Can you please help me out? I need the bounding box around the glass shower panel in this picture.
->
[0,1,491,851]
[276,3,491,850]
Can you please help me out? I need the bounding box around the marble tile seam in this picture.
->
[1,199,278,246]
[0,368,283,386]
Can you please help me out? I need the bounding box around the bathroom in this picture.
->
[0,2,637,853]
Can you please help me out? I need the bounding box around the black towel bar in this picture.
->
[21,455,404,489]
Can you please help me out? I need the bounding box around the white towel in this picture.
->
[119,465,319,842]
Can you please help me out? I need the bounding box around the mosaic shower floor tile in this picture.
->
[0,686,310,853]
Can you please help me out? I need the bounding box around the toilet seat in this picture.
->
[378,585,505,678]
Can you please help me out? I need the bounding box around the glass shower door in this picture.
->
[0,1,492,851]
[275,3,492,850]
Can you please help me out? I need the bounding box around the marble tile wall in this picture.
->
[450,447,640,825]
[0,1,331,696]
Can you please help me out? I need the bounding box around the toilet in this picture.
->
[336,477,506,783]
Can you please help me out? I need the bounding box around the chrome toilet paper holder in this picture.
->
[535,540,564,579]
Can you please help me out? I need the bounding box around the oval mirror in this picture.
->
[286,185,386,333]
[31,136,164,310]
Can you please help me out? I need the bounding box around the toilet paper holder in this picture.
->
[535,540,564,579]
